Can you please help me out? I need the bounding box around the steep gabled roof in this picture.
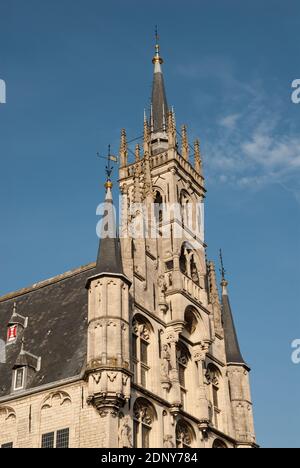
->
[0,264,95,399]
[221,279,248,367]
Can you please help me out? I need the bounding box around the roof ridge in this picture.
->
[0,262,96,303]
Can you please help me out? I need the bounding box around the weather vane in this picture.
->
[96,145,118,183]
[219,248,227,281]
[155,25,159,44]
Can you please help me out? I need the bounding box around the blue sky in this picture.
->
[0,0,299,447]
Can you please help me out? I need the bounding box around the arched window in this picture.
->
[184,308,198,335]
[176,343,189,408]
[206,364,222,429]
[190,255,200,286]
[180,190,190,228]
[176,420,194,448]
[180,245,188,276]
[132,317,151,387]
[133,399,156,448]
[212,439,227,449]
[179,243,200,286]
[154,190,164,223]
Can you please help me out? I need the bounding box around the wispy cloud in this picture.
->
[219,113,241,130]
[178,55,300,203]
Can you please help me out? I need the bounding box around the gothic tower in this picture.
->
[88,38,257,449]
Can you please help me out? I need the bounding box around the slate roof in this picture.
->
[151,64,168,133]
[0,263,95,399]
[95,187,124,276]
[221,286,248,367]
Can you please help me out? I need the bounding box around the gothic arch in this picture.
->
[212,438,228,449]
[179,242,203,284]
[0,406,16,423]
[176,341,193,411]
[181,305,209,342]
[179,189,190,205]
[153,188,164,224]
[132,313,154,334]
[132,314,155,390]
[175,419,195,448]
[41,390,72,411]
[133,398,157,448]
[206,363,223,430]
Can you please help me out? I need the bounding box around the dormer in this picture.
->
[7,302,28,344]
[12,340,41,392]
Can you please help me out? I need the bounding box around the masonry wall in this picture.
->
[0,381,108,448]
[0,379,238,448]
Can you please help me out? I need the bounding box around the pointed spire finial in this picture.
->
[119,129,128,169]
[162,103,166,132]
[219,249,229,293]
[105,145,114,191]
[194,139,203,174]
[13,302,17,316]
[144,112,150,154]
[168,110,175,148]
[135,144,141,162]
[150,103,154,133]
[153,25,163,65]
[181,125,189,160]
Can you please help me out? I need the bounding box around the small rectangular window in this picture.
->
[213,385,219,409]
[140,340,148,365]
[132,362,138,384]
[1,442,13,448]
[141,366,147,387]
[132,335,137,360]
[14,368,25,390]
[56,428,69,449]
[41,432,54,449]
[178,363,185,388]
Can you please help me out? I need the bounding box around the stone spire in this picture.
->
[143,110,150,154]
[207,261,223,336]
[220,250,246,366]
[95,181,124,276]
[181,125,189,160]
[119,129,128,167]
[167,110,176,148]
[194,139,203,175]
[151,30,168,134]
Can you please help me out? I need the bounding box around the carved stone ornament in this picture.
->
[163,434,175,448]
[92,372,102,385]
[176,421,192,446]
[119,415,133,448]
[165,330,178,344]
[107,371,117,382]
[161,344,171,380]
[134,402,153,426]
[205,367,220,387]
[0,406,16,423]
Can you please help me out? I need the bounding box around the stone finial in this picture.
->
[150,104,154,133]
[135,144,140,162]
[194,139,203,175]
[119,129,128,168]
[181,125,189,160]
[168,110,176,148]
[208,261,220,305]
[208,261,223,336]
[120,128,128,167]
[143,111,150,155]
